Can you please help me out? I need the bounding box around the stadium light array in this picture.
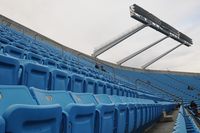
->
[130,4,193,46]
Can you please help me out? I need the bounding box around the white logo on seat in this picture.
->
[46,95,53,101]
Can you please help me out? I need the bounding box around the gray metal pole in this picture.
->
[117,36,168,65]
[142,44,182,69]
[92,24,146,57]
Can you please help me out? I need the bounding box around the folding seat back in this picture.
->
[31,87,74,108]
[96,80,105,94]
[0,36,10,45]
[84,77,96,93]
[30,48,40,55]
[58,63,71,71]
[0,86,37,115]
[71,67,80,74]
[16,40,30,47]
[50,70,69,90]
[94,94,113,104]
[71,93,98,105]
[133,98,147,127]
[127,90,131,97]
[3,35,15,42]
[123,89,128,97]
[72,93,115,133]
[0,55,20,85]
[80,69,89,76]
[4,45,24,59]
[105,83,113,95]
[27,52,43,64]
[109,95,123,103]
[22,63,49,90]
[31,88,96,133]
[44,58,57,68]
[112,85,119,95]
[12,42,27,50]
[0,85,62,133]
[109,95,127,133]
[138,99,149,125]
[120,96,137,132]
[70,74,84,93]
[118,87,124,96]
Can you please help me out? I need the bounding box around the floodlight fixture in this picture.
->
[130,4,193,46]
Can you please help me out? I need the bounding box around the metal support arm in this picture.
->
[117,36,168,65]
[92,24,146,57]
[142,44,182,69]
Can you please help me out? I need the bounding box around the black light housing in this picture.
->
[130,4,193,46]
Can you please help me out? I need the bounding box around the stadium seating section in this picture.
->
[0,24,199,132]
[173,106,200,133]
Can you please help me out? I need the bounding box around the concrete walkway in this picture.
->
[145,110,179,133]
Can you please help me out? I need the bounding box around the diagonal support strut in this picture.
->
[92,24,146,58]
[117,36,168,65]
[142,44,182,69]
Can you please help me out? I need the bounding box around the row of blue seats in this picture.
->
[0,85,165,133]
[0,26,96,76]
[0,25,63,56]
[0,54,137,97]
[0,25,124,82]
[0,25,135,93]
[0,25,96,69]
[0,24,176,101]
[173,106,200,133]
[0,40,119,84]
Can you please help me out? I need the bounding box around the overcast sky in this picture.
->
[0,0,200,73]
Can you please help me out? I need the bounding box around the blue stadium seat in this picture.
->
[16,40,30,47]
[96,80,105,94]
[173,112,187,133]
[118,87,124,96]
[84,77,96,93]
[71,67,80,74]
[4,45,24,59]
[71,92,115,133]
[113,85,119,95]
[0,36,10,45]
[0,55,20,85]
[120,96,137,132]
[80,69,89,76]
[95,94,127,133]
[31,88,96,133]
[105,83,113,95]
[127,98,146,129]
[50,69,69,90]
[44,58,57,68]
[22,63,49,90]
[27,52,43,64]
[70,74,84,93]
[12,42,27,50]
[123,89,128,97]
[109,95,128,133]
[30,48,40,54]
[58,63,71,71]
[137,99,152,126]
[0,85,62,133]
